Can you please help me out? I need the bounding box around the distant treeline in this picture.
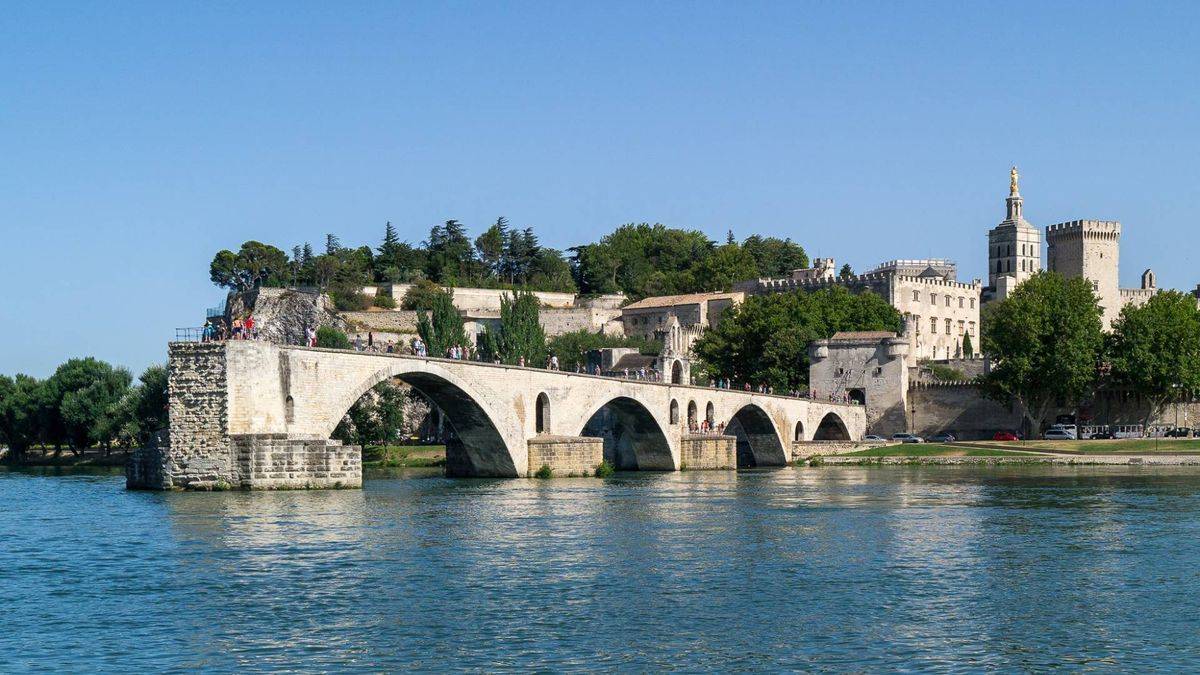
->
[209,220,811,302]
[0,359,166,459]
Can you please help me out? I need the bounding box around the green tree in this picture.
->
[418,288,467,356]
[59,362,133,454]
[209,241,292,292]
[496,290,547,365]
[1109,290,1200,428]
[333,380,406,446]
[475,217,509,280]
[980,272,1104,437]
[691,243,757,291]
[741,235,809,278]
[839,263,854,280]
[316,326,351,349]
[426,220,478,284]
[0,374,42,459]
[962,331,974,358]
[571,223,714,298]
[526,248,577,293]
[693,287,902,391]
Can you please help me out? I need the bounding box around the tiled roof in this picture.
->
[623,292,743,311]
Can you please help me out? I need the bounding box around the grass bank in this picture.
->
[1,447,130,467]
[362,444,446,468]
[960,439,1200,455]
[836,444,1034,458]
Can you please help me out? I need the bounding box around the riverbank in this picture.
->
[812,439,1200,466]
[1,448,130,468]
[362,444,445,468]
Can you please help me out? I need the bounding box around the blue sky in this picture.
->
[3,1,1199,377]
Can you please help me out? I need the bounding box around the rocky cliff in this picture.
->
[227,287,348,346]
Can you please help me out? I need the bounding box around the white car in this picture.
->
[891,433,924,444]
[1044,429,1076,440]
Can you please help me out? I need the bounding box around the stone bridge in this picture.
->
[128,341,865,490]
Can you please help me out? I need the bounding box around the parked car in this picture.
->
[1088,430,1115,440]
[1047,424,1078,439]
[1165,427,1192,438]
[890,433,924,444]
[928,433,956,443]
[864,435,886,441]
[993,431,1020,441]
[1044,429,1076,440]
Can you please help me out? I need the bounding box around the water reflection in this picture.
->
[4,465,1200,670]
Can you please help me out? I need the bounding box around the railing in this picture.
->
[205,298,227,319]
[175,327,206,342]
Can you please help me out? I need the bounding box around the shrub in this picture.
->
[924,362,967,382]
[316,326,351,350]
[331,289,372,311]
[593,460,615,478]
[402,279,447,310]
[534,464,553,479]
[373,292,397,309]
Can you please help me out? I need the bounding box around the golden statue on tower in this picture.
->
[1010,165,1020,195]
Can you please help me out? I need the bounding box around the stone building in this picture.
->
[737,258,982,361]
[619,291,743,343]
[1045,219,1159,329]
[808,331,910,432]
[984,166,1042,303]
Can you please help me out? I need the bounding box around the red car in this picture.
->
[993,431,1020,441]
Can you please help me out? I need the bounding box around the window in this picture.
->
[930,293,936,304]
[835,367,845,377]
[945,318,952,334]
[913,290,920,302]
[970,298,975,309]
[958,297,964,308]
[930,317,938,333]
[958,320,965,335]
[873,367,883,377]
[969,321,976,336]
[945,295,951,307]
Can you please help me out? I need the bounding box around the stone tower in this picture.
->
[1045,219,1122,328]
[986,166,1041,301]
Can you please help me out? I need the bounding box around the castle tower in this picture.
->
[986,166,1041,300]
[1045,219,1122,329]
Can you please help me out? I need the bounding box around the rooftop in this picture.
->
[623,291,743,311]
[830,331,898,341]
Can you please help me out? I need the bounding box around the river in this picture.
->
[3,465,1199,671]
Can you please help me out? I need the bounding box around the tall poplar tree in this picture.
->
[497,290,546,366]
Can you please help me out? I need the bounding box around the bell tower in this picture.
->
[985,166,1041,301]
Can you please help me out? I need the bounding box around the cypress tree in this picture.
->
[497,290,546,365]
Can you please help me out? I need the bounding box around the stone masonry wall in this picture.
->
[792,440,890,461]
[526,436,603,477]
[231,435,361,489]
[160,342,232,489]
[681,435,736,470]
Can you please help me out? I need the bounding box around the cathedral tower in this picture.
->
[1045,219,1122,329]
[985,166,1042,301]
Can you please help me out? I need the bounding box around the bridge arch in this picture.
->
[813,412,850,441]
[578,396,674,471]
[330,364,517,477]
[726,404,787,468]
[687,400,698,429]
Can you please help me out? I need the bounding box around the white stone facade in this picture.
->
[808,331,910,434]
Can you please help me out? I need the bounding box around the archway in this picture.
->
[535,392,550,434]
[725,404,787,468]
[794,420,804,441]
[848,389,866,406]
[332,370,516,477]
[687,400,698,430]
[670,399,679,425]
[580,396,674,471]
[813,412,851,441]
[705,402,715,425]
[671,360,684,384]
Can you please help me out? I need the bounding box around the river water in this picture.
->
[3,465,1200,671]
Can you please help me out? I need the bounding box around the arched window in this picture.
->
[687,400,698,429]
[536,392,550,433]
[670,399,679,425]
[285,395,295,424]
[705,402,715,424]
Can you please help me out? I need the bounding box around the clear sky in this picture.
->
[3,1,1199,377]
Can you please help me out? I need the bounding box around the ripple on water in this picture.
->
[3,465,1200,670]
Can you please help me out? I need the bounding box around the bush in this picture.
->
[924,362,967,382]
[373,292,397,309]
[593,460,615,478]
[331,289,372,311]
[402,279,447,310]
[534,464,553,479]
[316,326,351,349]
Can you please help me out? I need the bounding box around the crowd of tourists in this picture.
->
[201,315,261,342]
